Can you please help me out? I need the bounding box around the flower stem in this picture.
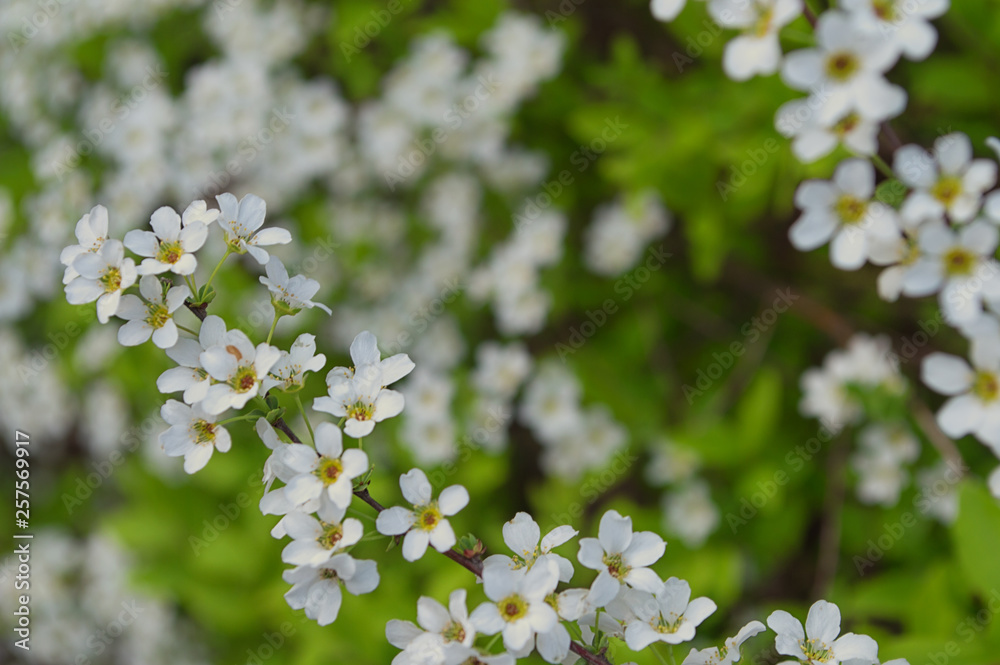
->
[295,394,314,444]
[176,323,199,336]
[871,153,895,180]
[202,247,233,294]
[265,311,281,345]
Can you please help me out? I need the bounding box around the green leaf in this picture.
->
[951,479,1000,596]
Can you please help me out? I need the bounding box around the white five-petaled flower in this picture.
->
[843,0,950,62]
[65,239,137,323]
[116,275,190,349]
[159,399,231,474]
[577,509,667,607]
[789,158,900,270]
[283,553,379,626]
[776,101,880,163]
[216,192,291,264]
[261,333,327,393]
[901,220,1000,323]
[199,330,281,415]
[894,132,998,225]
[375,468,469,561]
[124,205,208,276]
[386,589,476,665]
[60,204,109,285]
[260,255,332,314]
[781,10,905,126]
[709,0,803,81]
[470,557,560,653]
[622,577,717,650]
[681,620,766,665]
[282,500,364,566]
[282,422,369,510]
[156,315,230,404]
[313,331,414,438]
[483,512,577,583]
[922,347,1000,453]
[767,599,879,665]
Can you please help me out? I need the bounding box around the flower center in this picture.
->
[319,568,339,581]
[232,366,257,393]
[498,594,528,623]
[832,112,861,137]
[603,552,631,581]
[931,175,963,206]
[825,51,859,81]
[347,400,374,422]
[101,267,122,293]
[872,0,898,22]
[192,420,216,444]
[752,6,774,37]
[156,240,184,265]
[316,457,343,485]
[415,503,442,531]
[145,302,170,329]
[654,612,682,634]
[973,371,999,402]
[835,194,868,225]
[801,638,833,662]
[942,247,976,277]
[317,522,343,550]
[441,621,466,643]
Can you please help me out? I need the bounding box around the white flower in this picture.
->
[789,159,900,270]
[651,0,694,21]
[577,509,666,607]
[181,199,220,226]
[681,620,766,665]
[710,0,802,81]
[663,480,720,548]
[260,256,332,314]
[199,331,281,415]
[283,554,379,626]
[622,578,717,649]
[376,469,468,561]
[472,341,533,399]
[156,315,229,403]
[469,557,560,653]
[781,11,905,125]
[60,204,109,285]
[159,399,231,473]
[895,133,998,225]
[901,220,1000,323]
[115,275,190,349]
[386,589,476,665]
[313,331,414,438]
[261,333,327,393]
[483,512,578,583]
[124,205,208,276]
[216,192,291,264]
[282,422,369,509]
[921,349,1000,452]
[843,0,950,62]
[65,239,137,323]
[776,102,880,163]
[988,466,1000,499]
[767,599,878,665]
[282,501,364,566]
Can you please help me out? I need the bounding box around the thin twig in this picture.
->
[811,432,849,600]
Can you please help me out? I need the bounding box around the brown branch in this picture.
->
[811,433,849,600]
[911,399,967,476]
